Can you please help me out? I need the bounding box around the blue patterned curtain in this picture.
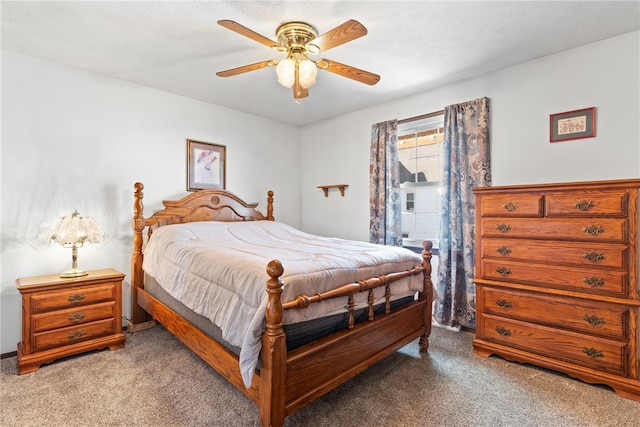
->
[434,97,491,329]
[369,120,402,246]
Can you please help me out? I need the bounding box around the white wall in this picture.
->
[299,31,640,241]
[1,50,300,354]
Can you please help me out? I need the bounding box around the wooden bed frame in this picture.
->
[129,182,434,426]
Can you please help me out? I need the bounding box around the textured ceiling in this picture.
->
[2,1,639,126]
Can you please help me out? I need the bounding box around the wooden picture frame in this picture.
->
[550,107,596,143]
[187,139,226,191]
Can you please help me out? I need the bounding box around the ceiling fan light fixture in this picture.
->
[217,19,379,99]
[298,59,317,89]
[276,58,296,88]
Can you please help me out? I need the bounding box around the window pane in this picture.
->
[398,113,444,248]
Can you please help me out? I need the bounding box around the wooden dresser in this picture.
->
[473,179,640,400]
[16,268,125,374]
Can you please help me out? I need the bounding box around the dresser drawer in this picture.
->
[480,259,628,297]
[30,283,117,313]
[545,190,628,217]
[479,217,627,242]
[481,287,629,339]
[32,301,116,333]
[480,314,628,376]
[479,194,544,217]
[480,238,627,269]
[32,318,117,352]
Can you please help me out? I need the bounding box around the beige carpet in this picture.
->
[2,325,639,426]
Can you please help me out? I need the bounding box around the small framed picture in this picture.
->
[550,107,596,143]
[187,139,226,191]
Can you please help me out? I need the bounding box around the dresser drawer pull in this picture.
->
[582,225,605,236]
[583,252,605,262]
[502,202,518,211]
[68,293,86,304]
[68,312,86,324]
[574,200,595,211]
[583,314,605,327]
[583,276,605,287]
[496,246,512,255]
[495,326,511,337]
[496,223,511,233]
[582,347,604,359]
[495,267,512,276]
[68,330,86,340]
[496,299,512,309]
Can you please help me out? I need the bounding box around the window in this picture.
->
[406,192,414,211]
[398,113,444,249]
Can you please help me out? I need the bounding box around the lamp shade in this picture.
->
[50,210,103,277]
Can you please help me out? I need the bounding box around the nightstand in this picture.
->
[16,268,126,374]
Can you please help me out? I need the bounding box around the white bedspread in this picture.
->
[142,221,423,387]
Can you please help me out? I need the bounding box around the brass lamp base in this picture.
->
[60,269,88,278]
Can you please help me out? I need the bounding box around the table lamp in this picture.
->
[49,210,104,277]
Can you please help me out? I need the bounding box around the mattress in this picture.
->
[142,220,424,386]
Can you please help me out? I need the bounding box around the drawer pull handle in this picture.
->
[582,347,603,359]
[496,299,512,309]
[68,293,86,304]
[583,314,605,327]
[583,276,605,287]
[574,200,594,211]
[496,326,511,337]
[583,252,605,263]
[496,223,511,233]
[68,312,86,324]
[582,225,605,236]
[495,267,512,276]
[502,202,518,211]
[68,330,86,340]
[496,246,512,255]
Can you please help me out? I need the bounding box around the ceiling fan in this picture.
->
[216,19,380,100]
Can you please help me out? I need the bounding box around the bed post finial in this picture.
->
[419,240,434,352]
[261,259,286,426]
[130,182,148,326]
[267,190,274,221]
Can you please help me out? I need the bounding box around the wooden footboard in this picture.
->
[129,183,433,427]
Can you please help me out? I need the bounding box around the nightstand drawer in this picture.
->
[31,282,117,313]
[481,315,627,376]
[32,301,116,333]
[481,287,629,339]
[32,318,117,352]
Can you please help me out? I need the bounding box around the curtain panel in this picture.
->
[369,120,402,246]
[434,97,491,329]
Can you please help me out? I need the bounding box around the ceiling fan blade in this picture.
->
[218,20,282,50]
[216,60,277,77]
[317,59,380,85]
[311,20,368,52]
